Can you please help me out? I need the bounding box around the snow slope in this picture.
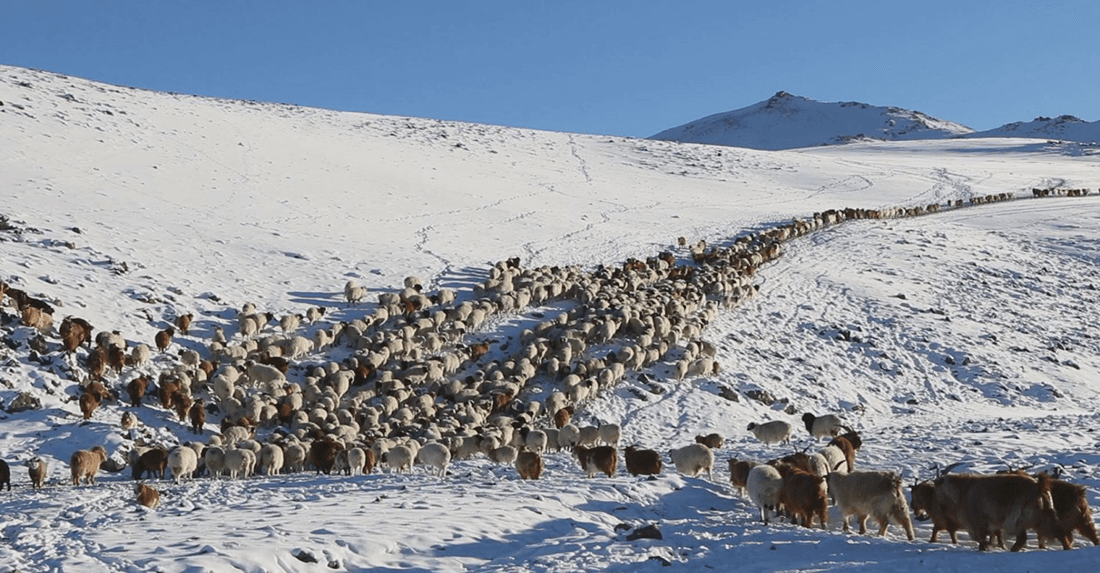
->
[650,91,975,150]
[970,114,1100,144]
[2,65,1100,572]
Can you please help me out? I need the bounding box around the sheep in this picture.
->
[79,390,102,420]
[802,412,846,440]
[0,459,9,491]
[345,280,367,306]
[488,445,518,465]
[279,313,303,334]
[747,420,793,446]
[557,424,580,450]
[167,446,198,483]
[576,425,600,448]
[135,483,161,509]
[623,446,662,476]
[521,428,549,453]
[574,445,618,478]
[70,446,108,485]
[515,449,544,480]
[27,457,47,489]
[204,446,226,478]
[224,448,257,479]
[747,464,784,524]
[416,442,451,477]
[597,423,622,448]
[386,445,415,473]
[132,447,168,480]
[259,443,285,476]
[155,327,175,352]
[694,433,724,449]
[777,465,828,529]
[728,458,758,496]
[130,344,151,367]
[305,306,326,323]
[669,443,714,479]
[828,470,915,540]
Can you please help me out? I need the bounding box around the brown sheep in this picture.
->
[132,447,168,480]
[624,446,662,476]
[189,399,206,434]
[154,327,175,352]
[694,433,724,450]
[729,458,758,496]
[127,375,148,407]
[515,449,544,480]
[175,313,193,336]
[135,483,161,509]
[777,465,828,529]
[574,445,617,478]
[70,446,108,485]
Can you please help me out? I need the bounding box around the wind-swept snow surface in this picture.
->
[2,65,1100,572]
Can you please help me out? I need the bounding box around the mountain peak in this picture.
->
[651,93,974,150]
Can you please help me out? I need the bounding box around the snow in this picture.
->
[969,115,1100,144]
[2,64,1100,572]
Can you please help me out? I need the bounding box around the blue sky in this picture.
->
[3,1,1096,137]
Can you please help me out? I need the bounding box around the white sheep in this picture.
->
[259,443,285,476]
[224,447,257,479]
[747,420,793,446]
[204,444,225,475]
[802,412,846,440]
[344,280,367,306]
[386,445,415,473]
[747,464,784,524]
[524,429,549,453]
[284,442,307,473]
[416,442,451,477]
[130,344,151,367]
[168,446,198,483]
[669,443,714,479]
[597,423,621,448]
[557,424,580,450]
[576,425,600,448]
[488,445,518,464]
[345,447,368,475]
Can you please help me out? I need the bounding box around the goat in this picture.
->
[728,458,758,497]
[828,470,915,540]
[574,445,617,478]
[135,483,161,509]
[154,327,175,352]
[70,446,108,485]
[515,449,544,480]
[777,465,828,529]
[26,457,47,489]
[623,446,662,476]
[132,447,168,480]
[694,432,724,449]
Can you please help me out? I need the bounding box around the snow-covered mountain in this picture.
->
[2,65,1100,572]
[651,91,975,150]
[969,114,1100,143]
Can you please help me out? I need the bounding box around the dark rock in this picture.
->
[626,524,662,541]
[6,391,42,413]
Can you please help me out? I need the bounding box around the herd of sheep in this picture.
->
[0,186,1096,553]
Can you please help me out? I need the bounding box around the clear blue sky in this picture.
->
[3,1,1096,137]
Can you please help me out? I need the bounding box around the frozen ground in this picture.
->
[1,65,1099,572]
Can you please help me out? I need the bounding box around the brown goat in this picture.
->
[694,433,724,450]
[70,446,108,485]
[552,406,574,429]
[59,316,94,353]
[78,391,101,420]
[309,438,343,475]
[188,399,206,434]
[121,411,138,430]
[86,347,108,381]
[515,449,544,480]
[935,472,1062,551]
[127,375,149,407]
[173,391,192,422]
[154,327,175,352]
[574,445,617,478]
[175,313,193,336]
[157,377,181,410]
[132,447,168,480]
[623,446,662,476]
[729,459,758,496]
[912,479,963,544]
[777,466,828,529]
[362,448,377,474]
[21,306,53,333]
[135,483,161,509]
[1046,478,1099,548]
[825,435,857,473]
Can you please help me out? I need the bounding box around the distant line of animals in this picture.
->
[0,185,1095,550]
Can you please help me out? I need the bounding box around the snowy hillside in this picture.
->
[650,91,975,150]
[2,65,1100,572]
[970,114,1100,143]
